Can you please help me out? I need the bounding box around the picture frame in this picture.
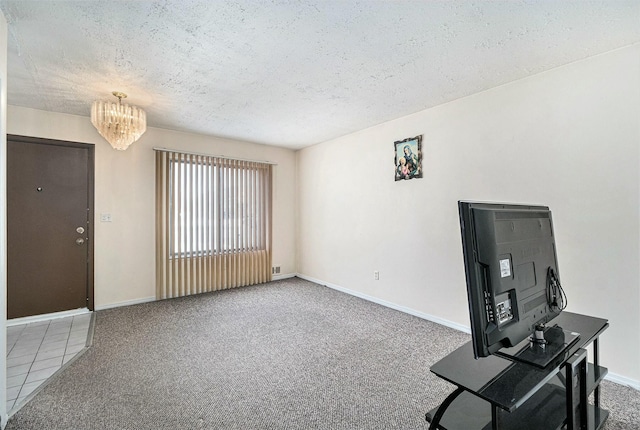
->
[394,135,423,181]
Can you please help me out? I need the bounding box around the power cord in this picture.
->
[547,267,568,311]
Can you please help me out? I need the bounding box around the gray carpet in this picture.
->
[6,278,639,429]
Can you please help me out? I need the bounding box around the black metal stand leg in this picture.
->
[565,348,588,430]
[491,404,502,430]
[579,358,588,427]
[427,387,465,430]
[594,338,600,410]
[593,338,602,425]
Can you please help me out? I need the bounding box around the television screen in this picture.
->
[458,201,574,367]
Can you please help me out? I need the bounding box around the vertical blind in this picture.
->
[155,150,272,299]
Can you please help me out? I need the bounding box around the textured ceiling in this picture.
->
[1,1,639,150]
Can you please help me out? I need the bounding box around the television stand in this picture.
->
[496,325,580,369]
[426,312,608,430]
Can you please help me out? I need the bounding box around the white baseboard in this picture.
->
[94,296,156,311]
[7,308,91,326]
[272,273,296,281]
[295,273,640,392]
[296,273,471,334]
[93,278,299,310]
[605,372,640,391]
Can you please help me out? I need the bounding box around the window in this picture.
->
[170,158,267,257]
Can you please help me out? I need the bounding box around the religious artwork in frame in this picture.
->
[394,135,423,181]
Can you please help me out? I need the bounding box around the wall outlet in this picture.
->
[374,271,379,280]
[100,213,112,222]
[272,266,281,274]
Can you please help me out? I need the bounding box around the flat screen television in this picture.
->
[458,201,577,368]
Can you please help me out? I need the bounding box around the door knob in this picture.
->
[75,238,85,245]
[76,227,85,234]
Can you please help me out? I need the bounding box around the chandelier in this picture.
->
[91,91,147,150]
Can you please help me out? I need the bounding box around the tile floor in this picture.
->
[6,313,93,413]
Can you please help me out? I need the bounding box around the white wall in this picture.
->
[7,107,297,308]
[0,7,8,428]
[297,44,640,386]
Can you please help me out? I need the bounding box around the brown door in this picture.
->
[7,135,94,319]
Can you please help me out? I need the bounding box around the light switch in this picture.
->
[100,213,112,222]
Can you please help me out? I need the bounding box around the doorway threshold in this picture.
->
[7,308,91,327]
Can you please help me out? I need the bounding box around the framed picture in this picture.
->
[394,135,423,181]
